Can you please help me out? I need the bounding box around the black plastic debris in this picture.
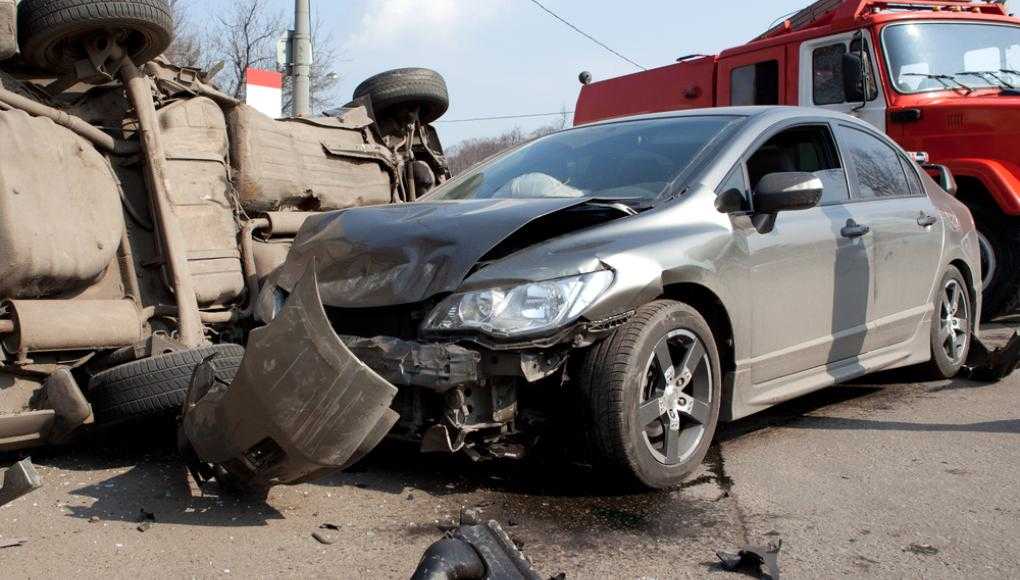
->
[0,458,43,507]
[136,508,156,532]
[411,520,542,580]
[965,330,1020,382]
[717,539,781,580]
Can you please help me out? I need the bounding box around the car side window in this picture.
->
[746,125,849,205]
[838,125,912,199]
[731,60,780,106]
[813,44,847,105]
[899,157,925,197]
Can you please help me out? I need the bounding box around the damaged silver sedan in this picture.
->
[183,107,981,490]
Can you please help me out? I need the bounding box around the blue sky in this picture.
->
[191,0,1018,147]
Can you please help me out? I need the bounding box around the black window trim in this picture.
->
[835,122,924,203]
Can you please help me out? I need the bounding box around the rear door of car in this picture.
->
[834,123,943,350]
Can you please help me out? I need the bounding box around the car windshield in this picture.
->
[883,22,1020,93]
[427,116,743,202]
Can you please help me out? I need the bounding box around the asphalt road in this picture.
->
[2,323,1017,578]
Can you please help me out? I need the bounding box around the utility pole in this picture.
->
[292,0,312,117]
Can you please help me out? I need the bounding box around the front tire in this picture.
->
[923,266,973,380]
[577,300,722,490]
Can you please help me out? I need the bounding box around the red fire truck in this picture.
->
[575,0,1020,321]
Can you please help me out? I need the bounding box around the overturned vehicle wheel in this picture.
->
[353,67,449,124]
[17,0,174,72]
[88,344,244,424]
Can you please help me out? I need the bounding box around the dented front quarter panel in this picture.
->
[183,264,399,486]
[458,187,746,349]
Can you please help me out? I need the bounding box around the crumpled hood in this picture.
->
[274,198,592,308]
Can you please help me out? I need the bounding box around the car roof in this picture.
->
[577,105,868,129]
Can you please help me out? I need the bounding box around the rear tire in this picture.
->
[17,0,174,72]
[967,201,1020,321]
[88,344,243,424]
[576,300,722,490]
[923,266,973,380]
[353,68,449,125]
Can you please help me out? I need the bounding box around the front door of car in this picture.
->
[799,32,888,133]
[737,123,874,385]
[835,124,943,349]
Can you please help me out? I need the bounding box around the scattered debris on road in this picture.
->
[312,531,336,546]
[412,520,541,580]
[0,458,42,507]
[966,330,1020,382]
[905,543,940,556]
[0,538,28,549]
[716,539,782,580]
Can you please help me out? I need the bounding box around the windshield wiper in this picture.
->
[955,71,1015,90]
[901,72,974,94]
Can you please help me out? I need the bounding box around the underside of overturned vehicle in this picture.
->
[0,0,451,450]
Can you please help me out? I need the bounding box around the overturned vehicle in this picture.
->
[183,107,988,490]
[0,0,450,450]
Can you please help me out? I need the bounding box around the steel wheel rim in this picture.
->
[638,329,712,466]
[977,232,997,290]
[939,279,970,365]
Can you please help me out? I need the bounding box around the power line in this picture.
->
[527,0,647,71]
[439,111,574,124]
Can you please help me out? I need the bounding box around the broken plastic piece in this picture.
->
[180,262,399,490]
[717,540,781,580]
[411,520,541,580]
[965,330,1020,382]
[0,458,43,507]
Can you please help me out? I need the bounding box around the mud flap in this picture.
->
[181,263,399,488]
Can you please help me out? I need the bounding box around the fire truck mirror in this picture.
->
[842,53,868,102]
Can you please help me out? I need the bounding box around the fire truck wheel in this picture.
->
[353,68,450,125]
[18,0,173,73]
[88,344,243,425]
[968,201,1020,321]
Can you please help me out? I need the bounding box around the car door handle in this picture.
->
[917,213,938,227]
[841,220,871,239]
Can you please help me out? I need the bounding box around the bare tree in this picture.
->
[205,0,284,101]
[164,0,206,67]
[447,123,563,175]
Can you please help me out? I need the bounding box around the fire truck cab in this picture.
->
[575,0,1020,320]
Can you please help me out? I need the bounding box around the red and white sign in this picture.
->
[245,68,284,119]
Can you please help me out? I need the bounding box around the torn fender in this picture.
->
[182,263,398,487]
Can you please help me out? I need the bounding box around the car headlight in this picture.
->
[423,271,615,338]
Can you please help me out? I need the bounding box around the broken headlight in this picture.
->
[423,271,614,338]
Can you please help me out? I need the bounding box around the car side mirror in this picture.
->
[842,53,867,102]
[923,163,958,197]
[754,172,824,213]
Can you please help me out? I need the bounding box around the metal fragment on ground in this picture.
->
[0,458,43,507]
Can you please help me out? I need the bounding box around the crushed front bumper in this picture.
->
[181,264,400,488]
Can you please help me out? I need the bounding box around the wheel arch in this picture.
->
[660,282,736,410]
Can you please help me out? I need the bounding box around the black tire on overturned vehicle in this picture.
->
[88,344,244,424]
[17,0,174,73]
[353,68,450,125]
[576,300,723,490]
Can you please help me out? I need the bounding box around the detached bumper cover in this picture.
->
[182,264,399,487]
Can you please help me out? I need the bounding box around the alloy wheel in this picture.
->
[940,279,970,365]
[638,329,713,466]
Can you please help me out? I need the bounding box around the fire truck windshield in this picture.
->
[883,22,1020,94]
